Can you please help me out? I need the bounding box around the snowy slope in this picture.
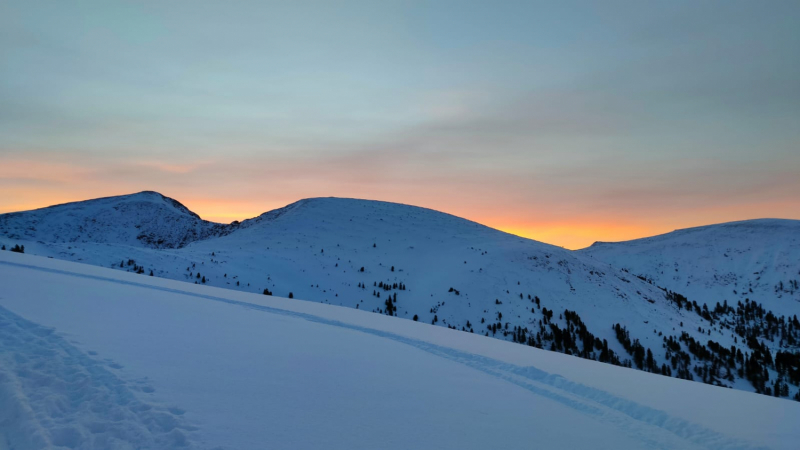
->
[1,251,797,450]
[0,191,230,249]
[579,219,800,317]
[1,193,798,400]
[181,197,675,337]
[1,194,676,345]
[1,197,689,368]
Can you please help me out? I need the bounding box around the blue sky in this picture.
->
[1,1,799,248]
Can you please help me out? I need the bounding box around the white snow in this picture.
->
[1,193,799,399]
[0,251,798,449]
[0,191,226,249]
[580,219,800,317]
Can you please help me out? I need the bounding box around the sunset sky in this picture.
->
[2,1,799,249]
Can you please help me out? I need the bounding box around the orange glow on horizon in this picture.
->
[2,184,798,251]
[162,203,663,249]
[0,194,659,250]
[180,198,656,250]
[140,198,669,250]
[183,198,274,224]
[492,222,656,250]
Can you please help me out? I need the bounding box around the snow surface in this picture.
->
[580,219,800,317]
[1,193,798,398]
[0,191,228,249]
[0,193,699,358]
[1,251,798,450]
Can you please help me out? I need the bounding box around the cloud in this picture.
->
[2,1,800,248]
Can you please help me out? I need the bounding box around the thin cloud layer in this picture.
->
[1,1,798,248]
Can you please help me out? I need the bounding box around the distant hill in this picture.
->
[579,219,800,316]
[0,191,232,248]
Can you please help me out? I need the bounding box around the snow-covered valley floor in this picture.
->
[1,251,798,449]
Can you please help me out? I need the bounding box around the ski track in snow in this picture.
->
[0,260,765,450]
[0,306,201,450]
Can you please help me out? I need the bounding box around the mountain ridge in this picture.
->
[2,191,799,400]
[585,218,799,249]
[580,217,800,317]
[8,190,796,250]
[0,190,227,249]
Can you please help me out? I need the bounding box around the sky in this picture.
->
[1,1,799,249]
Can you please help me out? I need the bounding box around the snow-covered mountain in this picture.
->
[579,219,800,317]
[2,252,797,450]
[2,192,798,401]
[0,191,231,249]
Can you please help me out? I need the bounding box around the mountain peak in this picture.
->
[0,191,220,248]
[131,191,202,220]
